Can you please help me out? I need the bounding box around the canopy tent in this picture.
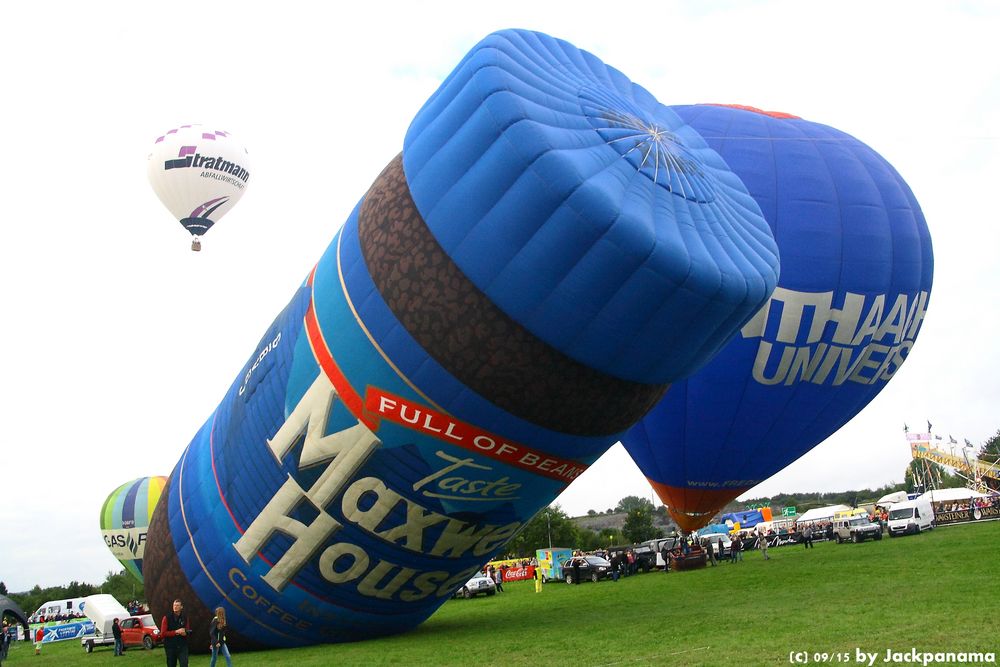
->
[876,491,911,507]
[921,488,989,502]
[795,504,850,524]
[0,594,29,628]
[697,523,731,536]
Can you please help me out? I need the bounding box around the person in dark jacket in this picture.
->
[160,599,190,667]
[705,538,716,566]
[112,617,124,656]
[209,607,232,667]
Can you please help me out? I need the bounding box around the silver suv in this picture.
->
[453,572,497,598]
[833,516,883,543]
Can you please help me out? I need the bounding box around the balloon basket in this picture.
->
[191,237,202,252]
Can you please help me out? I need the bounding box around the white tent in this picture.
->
[920,488,989,502]
[795,504,850,524]
[876,491,910,507]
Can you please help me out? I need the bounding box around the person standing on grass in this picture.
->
[803,525,814,549]
[1,621,9,661]
[112,617,124,656]
[161,598,191,667]
[534,565,543,593]
[209,607,233,667]
[758,530,770,561]
[494,567,504,593]
[705,538,716,566]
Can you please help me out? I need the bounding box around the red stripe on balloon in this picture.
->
[365,387,588,485]
[303,300,380,432]
[703,103,801,119]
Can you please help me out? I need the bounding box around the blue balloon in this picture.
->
[143,36,778,649]
[622,104,933,531]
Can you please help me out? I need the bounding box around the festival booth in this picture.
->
[921,488,1000,526]
[535,548,573,583]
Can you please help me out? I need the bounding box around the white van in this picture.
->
[887,496,934,536]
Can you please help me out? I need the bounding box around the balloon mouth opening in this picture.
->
[667,507,719,532]
[180,217,215,234]
[579,87,716,203]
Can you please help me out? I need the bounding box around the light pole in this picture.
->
[546,511,552,549]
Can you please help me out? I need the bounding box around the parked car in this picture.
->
[83,614,161,652]
[833,516,882,543]
[560,556,613,583]
[637,537,685,569]
[607,544,656,572]
[699,532,732,558]
[453,572,496,599]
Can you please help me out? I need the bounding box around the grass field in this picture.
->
[6,522,998,666]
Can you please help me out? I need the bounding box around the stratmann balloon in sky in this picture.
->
[142,31,779,650]
[147,125,251,251]
[99,476,167,583]
[622,104,934,532]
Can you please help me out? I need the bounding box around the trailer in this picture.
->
[79,594,129,653]
[535,547,573,582]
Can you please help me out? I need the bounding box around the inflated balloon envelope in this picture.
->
[99,476,167,583]
[143,30,780,649]
[147,125,251,251]
[622,104,934,532]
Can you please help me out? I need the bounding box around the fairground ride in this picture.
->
[907,431,1000,494]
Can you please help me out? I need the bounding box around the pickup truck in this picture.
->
[82,614,162,652]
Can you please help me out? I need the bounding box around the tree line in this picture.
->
[3,570,143,621]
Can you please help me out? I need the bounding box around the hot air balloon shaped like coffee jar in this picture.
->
[147,125,251,251]
[100,476,167,583]
[622,104,933,532]
[141,31,780,650]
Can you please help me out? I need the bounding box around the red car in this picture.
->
[83,614,162,653]
[120,615,162,649]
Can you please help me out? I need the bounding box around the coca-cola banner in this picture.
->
[499,566,535,582]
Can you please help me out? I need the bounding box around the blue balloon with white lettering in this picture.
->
[622,104,933,532]
[142,36,779,650]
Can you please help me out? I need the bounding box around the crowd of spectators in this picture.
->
[29,610,86,624]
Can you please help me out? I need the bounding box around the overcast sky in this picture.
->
[2,1,997,593]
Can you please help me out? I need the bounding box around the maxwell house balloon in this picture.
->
[147,125,251,250]
[99,476,167,583]
[623,104,934,531]
[143,32,779,649]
